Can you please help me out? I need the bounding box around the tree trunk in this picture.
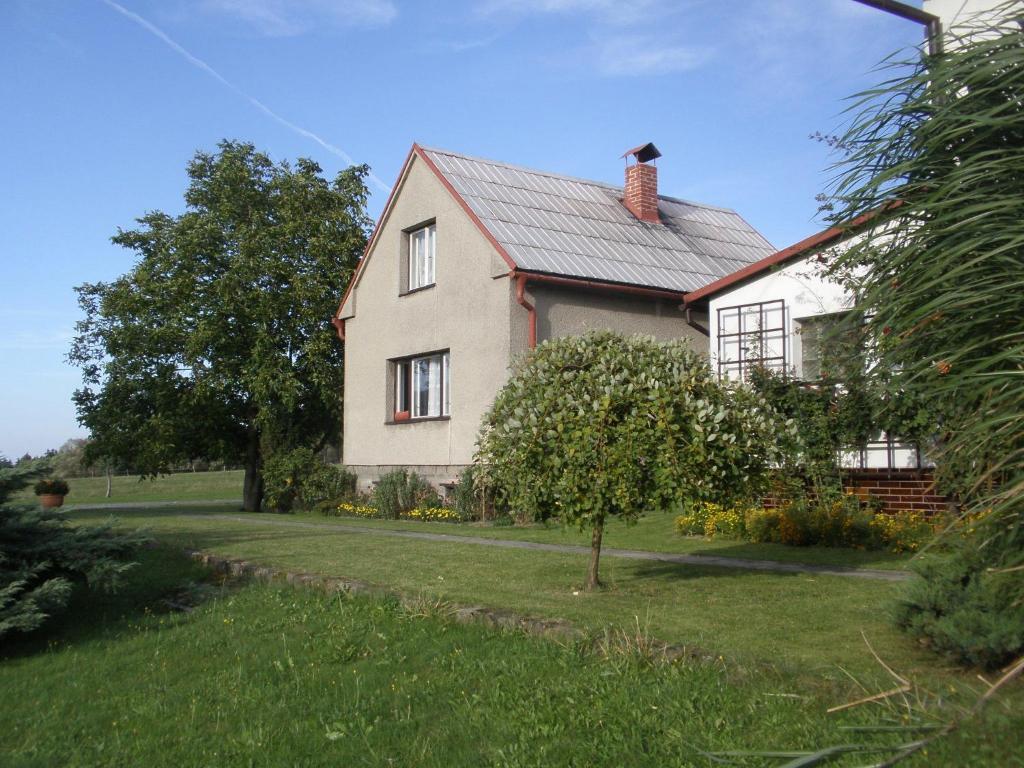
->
[585,520,604,591]
[105,465,112,498]
[242,431,263,512]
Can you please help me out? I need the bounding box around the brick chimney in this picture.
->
[622,142,662,224]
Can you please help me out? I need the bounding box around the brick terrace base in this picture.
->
[844,469,950,514]
[764,469,952,515]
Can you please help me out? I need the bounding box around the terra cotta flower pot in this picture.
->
[39,494,65,509]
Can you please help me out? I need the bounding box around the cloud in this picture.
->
[199,0,397,36]
[100,0,391,193]
[593,34,710,76]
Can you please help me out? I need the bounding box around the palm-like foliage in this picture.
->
[825,6,1023,668]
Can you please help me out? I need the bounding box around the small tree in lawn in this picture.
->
[477,332,790,590]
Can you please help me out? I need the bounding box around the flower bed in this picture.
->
[325,501,462,523]
[676,499,942,553]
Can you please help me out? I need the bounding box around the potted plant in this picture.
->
[34,478,70,508]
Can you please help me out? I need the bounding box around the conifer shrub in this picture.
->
[1,461,147,639]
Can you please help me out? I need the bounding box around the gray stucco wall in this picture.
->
[341,154,515,488]
[529,283,708,352]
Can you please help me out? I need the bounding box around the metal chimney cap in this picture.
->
[621,142,662,163]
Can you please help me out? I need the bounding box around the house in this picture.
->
[681,217,948,513]
[333,143,775,491]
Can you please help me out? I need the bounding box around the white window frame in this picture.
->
[408,224,436,291]
[393,351,449,420]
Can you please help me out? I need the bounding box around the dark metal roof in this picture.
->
[621,142,662,163]
[420,146,774,294]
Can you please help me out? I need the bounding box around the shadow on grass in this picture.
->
[623,558,803,584]
[0,547,220,662]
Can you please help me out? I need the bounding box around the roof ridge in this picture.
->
[418,145,741,215]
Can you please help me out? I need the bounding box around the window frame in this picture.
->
[716,299,787,381]
[406,222,436,293]
[389,350,450,423]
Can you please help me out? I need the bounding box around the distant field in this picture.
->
[32,470,244,506]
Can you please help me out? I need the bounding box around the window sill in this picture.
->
[385,415,451,425]
[399,283,436,297]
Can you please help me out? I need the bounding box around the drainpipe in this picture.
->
[685,308,709,337]
[514,273,537,349]
[851,0,943,56]
[331,316,345,342]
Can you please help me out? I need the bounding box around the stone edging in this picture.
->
[184,549,713,664]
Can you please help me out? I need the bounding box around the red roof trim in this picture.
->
[413,145,519,272]
[333,143,520,327]
[682,206,898,306]
[334,145,417,323]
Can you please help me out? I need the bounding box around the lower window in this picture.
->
[394,351,450,420]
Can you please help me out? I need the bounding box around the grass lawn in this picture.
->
[295,511,914,571]
[74,506,947,685]
[18,469,245,506]
[1,547,1019,767]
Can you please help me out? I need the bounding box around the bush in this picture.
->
[2,461,146,639]
[262,448,356,513]
[679,495,941,554]
[372,469,440,520]
[675,502,746,538]
[33,478,70,496]
[896,520,1024,670]
[450,465,504,522]
[744,507,783,543]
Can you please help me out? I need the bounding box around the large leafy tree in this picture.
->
[825,9,1023,667]
[70,141,370,511]
[477,332,789,590]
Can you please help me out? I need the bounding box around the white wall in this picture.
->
[707,241,854,381]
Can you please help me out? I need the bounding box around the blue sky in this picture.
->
[0,0,923,459]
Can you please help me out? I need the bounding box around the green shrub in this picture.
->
[263,448,356,513]
[896,519,1024,670]
[1,461,147,639]
[674,501,746,538]
[372,469,440,520]
[744,507,783,543]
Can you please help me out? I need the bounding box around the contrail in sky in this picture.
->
[100,0,391,194]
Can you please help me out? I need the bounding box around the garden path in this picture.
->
[192,512,910,582]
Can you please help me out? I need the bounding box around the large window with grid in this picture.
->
[716,300,786,381]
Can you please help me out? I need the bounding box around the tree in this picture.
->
[70,141,371,511]
[0,460,145,639]
[476,332,790,590]
[824,8,1023,667]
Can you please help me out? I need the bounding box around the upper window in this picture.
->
[717,300,786,381]
[408,224,436,291]
[394,351,449,420]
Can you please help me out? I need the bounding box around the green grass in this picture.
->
[302,512,914,571]
[2,547,1019,767]
[23,470,244,505]
[73,506,944,685]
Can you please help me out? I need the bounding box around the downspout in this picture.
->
[331,316,345,342]
[684,307,709,337]
[515,273,537,349]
